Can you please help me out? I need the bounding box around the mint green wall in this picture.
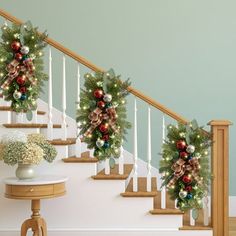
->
[1,0,236,195]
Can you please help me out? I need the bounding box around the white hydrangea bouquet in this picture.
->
[0,131,57,179]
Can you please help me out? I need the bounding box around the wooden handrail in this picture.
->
[0,8,188,124]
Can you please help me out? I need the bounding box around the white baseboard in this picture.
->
[0,228,213,236]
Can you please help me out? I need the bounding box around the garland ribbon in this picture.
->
[1,58,35,90]
[167,157,201,188]
[83,106,118,139]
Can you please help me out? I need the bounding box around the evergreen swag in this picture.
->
[77,69,131,166]
[0,21,48,114]
[159,120,211,212]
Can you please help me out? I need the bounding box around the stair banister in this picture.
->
[1,10,232,234]
[0,8,188,124]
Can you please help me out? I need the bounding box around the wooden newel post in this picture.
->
[208,120,232,236]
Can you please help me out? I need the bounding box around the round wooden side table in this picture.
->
[4,175,68,236]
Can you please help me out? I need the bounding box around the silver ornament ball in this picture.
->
[186,145,195,154]
[96,139,105,148]
[20,46,30,55]
[103,94,112,102]
[179,190,188,199]
[13,90,22,100]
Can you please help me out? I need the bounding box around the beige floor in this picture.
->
[230,218,236,236]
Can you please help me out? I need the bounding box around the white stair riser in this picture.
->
[0,111,11,123]
[0,127,40,135]
[0,99,10,106]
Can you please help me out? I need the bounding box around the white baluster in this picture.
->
[203,195,209,226]
[31,109,38,123]
[190,209,195,226]
[133,98,138,192]
[89,148,94,158]
[47,47,53,140]
[146,106,152,192]
[161,114,166,209]
[175,199,178,209]
[61,55,67,140]
[119,145,124,175]
[105,158,110,175]
[75,63,82,157]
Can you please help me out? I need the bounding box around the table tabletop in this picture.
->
[3,175,68,186]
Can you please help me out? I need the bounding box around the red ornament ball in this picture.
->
[182,175,192,184]
[11,41,21,52]
[102,134,109,141]
[180,151,188,159]
[97,101,105,109]
[15,53,23,61]
[185,186,193,192]
[16,75,26,85]
[93,89,103,99]
[19,87,27,93]
[176,140,187,150]
[99,124,109,133]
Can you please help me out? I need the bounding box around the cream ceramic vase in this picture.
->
[15,163,35,180]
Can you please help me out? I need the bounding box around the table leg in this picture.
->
[41,218,47,236]
[20,199,47,236]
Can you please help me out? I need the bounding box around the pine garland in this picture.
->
[159,120,211,212]
[77,69,131,165]
[0,21,48,113]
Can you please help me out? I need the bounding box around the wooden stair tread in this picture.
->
[0,106,46,115]
[63,151,98,163]
[3,123,61,128]
[49,138,76,145]
[150,209,184,215]
[121,177,158,197]
[180,225,212,230]
[92,164,133,180]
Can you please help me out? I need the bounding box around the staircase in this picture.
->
[0,9,231,236]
